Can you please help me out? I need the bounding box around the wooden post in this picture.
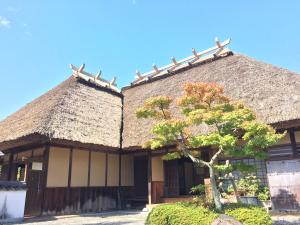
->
[65,148,73,213]
[105,152,108,187]
[87,149,92,211]
[119,153,122,187]
[148,150,152,205]
[41,144,50,215]
[102,152,108,211]
[68,148,73,188]
[87,150,91,187]
[289,129,298,157]
[118,152,122,209]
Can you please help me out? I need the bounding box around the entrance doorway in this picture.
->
[164,156,209,197]
[134,156,148,198]
[24,161,44,216]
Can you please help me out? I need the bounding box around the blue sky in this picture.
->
[0,1,299,120]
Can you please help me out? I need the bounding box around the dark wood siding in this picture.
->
[42,186,134,214]
[25,168,44,215]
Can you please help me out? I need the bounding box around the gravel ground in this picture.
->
[13,210,149,225]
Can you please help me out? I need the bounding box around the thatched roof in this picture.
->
[122,52,300,149]
[1,47,299,151]
[0,75,122,151]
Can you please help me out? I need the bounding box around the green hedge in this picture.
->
[224,203,272,225]
[146,203,272,225]
[146,203,218,225]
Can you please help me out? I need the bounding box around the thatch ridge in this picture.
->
[122,53,300,149]
[123,51,233,90]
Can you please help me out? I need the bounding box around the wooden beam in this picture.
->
[41,144,50,214]
[87,150,91,187]
[118,153,122,186]
[66,147,73,212]
[2,142,46,156]
[68,148,73,187]
[289,128,298,157]
[105,152,108,187]
[49,141,120,154]
[147,150,152,205]
[118,152,122,209]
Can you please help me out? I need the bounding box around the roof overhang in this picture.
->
[0,134,120,154]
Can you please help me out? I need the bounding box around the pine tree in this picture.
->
[136,82,284,210]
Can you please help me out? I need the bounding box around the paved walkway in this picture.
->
[272,214,300,225]
[15,210,148,225]
[10,210,300,225]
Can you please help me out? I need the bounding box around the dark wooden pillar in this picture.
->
[105,152,108,187]
[117,152,122,209]
[119,153,122,187]
[68,148,73,188]
[87,150,91,187]
[41,144,50,214]
[66,148,73,212]
[87,149,92,211]
[147,150,152,205]
[290,128,298,157]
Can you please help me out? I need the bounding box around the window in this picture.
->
[16,164,26,182]
[219,158,268,185]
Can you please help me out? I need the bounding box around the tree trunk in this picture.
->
[229,173,240,203]
[208,165,223,211]
[183,148,223,210]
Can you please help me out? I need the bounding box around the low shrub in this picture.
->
[224,203,272,225]
[145,203,218,225]
[146,203,272,225]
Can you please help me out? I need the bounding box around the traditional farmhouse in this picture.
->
[0,39,299,215]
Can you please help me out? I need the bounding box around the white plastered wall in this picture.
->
[152,156,164,182]
[107,154,119,186]
[90,152,106,187]
[121,154,134,186]
[47,147,70,187]
[71,149,89,187]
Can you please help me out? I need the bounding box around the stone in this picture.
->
[211,214,243,225]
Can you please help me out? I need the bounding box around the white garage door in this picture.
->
[266,159,300,210]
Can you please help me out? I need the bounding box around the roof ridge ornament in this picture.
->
[95,70,102,79]
[132,37,231,85]
[69,64,120,93]
[135,70,142,80]
[110,76,117,86]
[152,64,160,74]
[192,48,199,59]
